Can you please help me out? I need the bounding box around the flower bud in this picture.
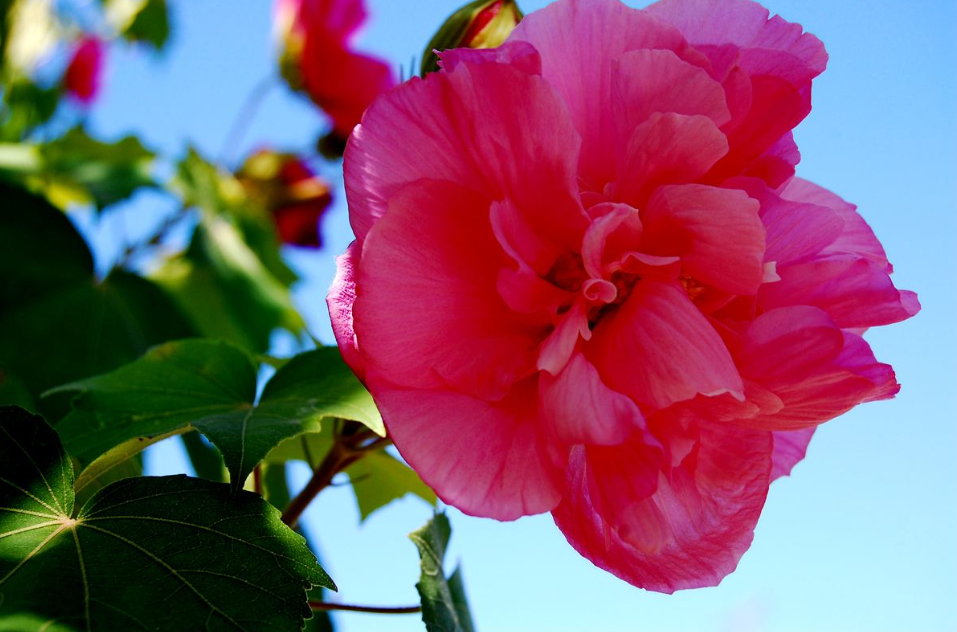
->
[237,149,333,248]
[420,0,523,76]
[63,36,105,104]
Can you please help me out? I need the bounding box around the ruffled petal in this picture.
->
[326,241,365,380]
[727,177,844,266]
[510,0,697,190]
[553,419,772,592]
[354,180,542,400]
[613,48,731,139]
[375,379,562,520]
[588,280,743,411]
[617,113,729,208]
[539,353,645,446]
[759,255,920,328]
[345,58,585,248]
[643,184,765,295]
[780,177,892,272]
[737,309,902,429]
[645,0,827,74]
[770,427,815,481]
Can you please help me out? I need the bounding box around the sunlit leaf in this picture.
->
[52,341,382,492]
[0,405,334,631]
[410,513,475,632]
[347,451,437,522]
[105,0,170,50]
[0,127,156,210]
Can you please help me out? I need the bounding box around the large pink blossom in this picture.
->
[328,0,918,592]
[276,0,395,138]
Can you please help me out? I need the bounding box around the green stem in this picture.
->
[308,601,421,615]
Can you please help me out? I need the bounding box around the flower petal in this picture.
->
[375,379,562,520]
[613,48,731,137]
[617,113,730,208]
[539,353,646,446]
[759,255,920,328]
[553,419,772,592]
[643,184,765,295]
[510,0,697,190]
[354,180,542,400]
[770,427,815,481]
[781,177,892,272]
[326,241,365,381]
[345,58,585,248]
[589,280,743,411]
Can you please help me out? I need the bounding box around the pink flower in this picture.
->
[63,36,104,104]
[328,0,919,592]
[276,0,395,139]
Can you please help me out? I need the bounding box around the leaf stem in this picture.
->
[308,601,421,615]
[280,421,388,528]
[117,204,190,267]
[218,74,279,166]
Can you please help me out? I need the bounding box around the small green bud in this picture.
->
[420,0,523,76]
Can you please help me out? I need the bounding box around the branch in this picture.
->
[280,422,390,528]
[309,601,421,615]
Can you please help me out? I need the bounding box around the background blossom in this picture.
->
[330,0,919,592]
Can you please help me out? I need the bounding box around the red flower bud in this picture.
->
[63,36,104,104]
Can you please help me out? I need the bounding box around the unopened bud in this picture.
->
[420,0,523,76]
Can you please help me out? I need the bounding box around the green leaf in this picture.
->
[347,451,437,522]
[0,405,334,631]
[123,0,169,50]
[52,341,382,492]
[0,127,156,211]
[180,430,227,483]
[0,183,195,410]
[153,215,302,353]
[410,513,475,632]
[172,147,298,286]
[0,370,33,410]
[0,80,59,141]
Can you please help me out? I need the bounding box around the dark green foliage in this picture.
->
[410,514,475,632]
[0,405,334,632]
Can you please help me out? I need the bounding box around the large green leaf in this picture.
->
[0,405,334,631]
[410,514,475,632]
[0,128,156,211]
[52,341,383,492]
[0,183,195,411]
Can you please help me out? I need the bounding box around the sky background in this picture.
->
[70,1,956,630]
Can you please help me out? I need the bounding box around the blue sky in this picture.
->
[76,1,957,630]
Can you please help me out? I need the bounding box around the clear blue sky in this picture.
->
[76,1,956,630]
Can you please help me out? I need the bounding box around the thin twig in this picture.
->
[117,204,190,267]
[280,421,390,528]
[218,74,279,166]
[308,601,421,615]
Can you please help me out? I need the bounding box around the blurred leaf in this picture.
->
[52,341,382,492]
[0,183,194,411]
[153,216,302,352]
[0,370,33,410]
[347,451,437,522]
[174,147,297,286]
[180,429,227,482]
[0,79,59,140]
[0,127,155,210]
[0,405,335,630]
[124,0,169,50]
[410,513,475,632]
[2,0,58,75]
